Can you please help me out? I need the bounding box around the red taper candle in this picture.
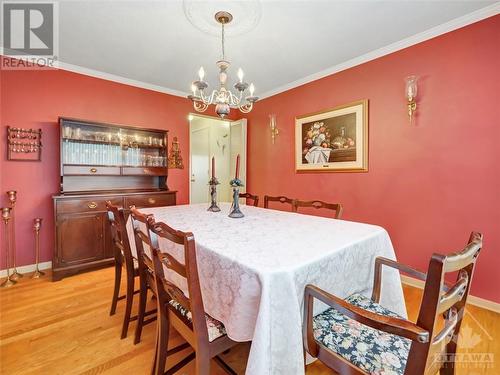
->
[211,156,215,179]
[235,154,240,179]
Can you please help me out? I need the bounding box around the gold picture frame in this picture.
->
[295,100,368,172]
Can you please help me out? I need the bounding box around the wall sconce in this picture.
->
[405,75,418,124]
[269,114,279,144]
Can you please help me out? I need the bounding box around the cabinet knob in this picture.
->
[90,168,98,173]
[88,202,98,209]
[148,198,156,204]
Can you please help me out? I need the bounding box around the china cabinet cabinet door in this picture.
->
[56,213,106,267]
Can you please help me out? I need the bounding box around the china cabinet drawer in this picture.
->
[57,197,123,214]
[122,167,169,176]
[124,193,175,209]
[63,165,121,176]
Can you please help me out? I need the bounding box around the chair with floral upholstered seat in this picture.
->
[303,232,483,375]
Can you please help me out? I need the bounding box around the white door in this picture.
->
[190,127,210,204]
[229,119,247,200]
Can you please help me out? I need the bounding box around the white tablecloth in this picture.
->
[127,203,406,375]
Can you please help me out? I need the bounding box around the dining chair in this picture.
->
[238,192,259,207]
[147,214,239,375]
[303,231,483,375]
[263,195,294,210]
[292,199,343,219]
[106,201,142,339]
[130,207,192,373]
[129,206,163,346]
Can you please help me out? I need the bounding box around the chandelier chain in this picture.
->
[221,22,225,61]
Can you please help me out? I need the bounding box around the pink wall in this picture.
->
[0,64,192,268]
[1,16,499,303]
[245,16,500,303]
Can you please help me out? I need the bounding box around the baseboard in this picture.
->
[400,275,500,314]
[0,261,52,278]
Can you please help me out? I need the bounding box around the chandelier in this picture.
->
[188,11,258,118]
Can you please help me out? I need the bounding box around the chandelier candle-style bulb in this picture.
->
[188,11,258,118]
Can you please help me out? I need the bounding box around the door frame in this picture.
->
[188,113,247,204]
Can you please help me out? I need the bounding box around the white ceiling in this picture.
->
[18,1,500,98]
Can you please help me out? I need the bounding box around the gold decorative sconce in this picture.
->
[269,114,279,144]
[405,75,418,124]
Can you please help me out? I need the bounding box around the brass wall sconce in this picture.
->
[405,75,418,124]
[269,114,279,144]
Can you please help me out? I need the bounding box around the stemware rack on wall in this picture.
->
[7,127,42,161]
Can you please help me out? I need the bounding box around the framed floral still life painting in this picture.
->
[295,100,368,172]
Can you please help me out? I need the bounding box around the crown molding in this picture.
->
[0,49,188,98]
[258,3,500,100]
[2,3,498,100]
[56,61,189,98]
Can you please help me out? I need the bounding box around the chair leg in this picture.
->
[155,309,170,375]
[440,341,458,375]
[134,277,148,344]
[110,262,122,316]
[151,323,159,375]
[195,350,211,375]
[120,271,134,339]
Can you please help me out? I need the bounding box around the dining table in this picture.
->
[126,202,406,375]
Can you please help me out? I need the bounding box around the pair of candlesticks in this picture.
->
[1,191,44,288]
[207,155,244,218]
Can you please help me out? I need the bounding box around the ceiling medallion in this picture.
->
[188,11,258,118]
[183,0,262,37]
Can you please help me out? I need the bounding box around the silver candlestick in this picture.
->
[207,177,221,212]
[228,178,244,218]
[32,218,45,278]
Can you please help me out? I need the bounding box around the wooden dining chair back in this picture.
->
[106,201,139,339]
[263,195,294,210]
[402,231,483,374]
[147,216,237,375]
[304,231,483,375]
[292,199,343,219]
[129,206,159,345]
[238,192,259,207]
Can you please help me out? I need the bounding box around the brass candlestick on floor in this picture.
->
[1,207,16,288]
[7,191,22,280]
[32,218,44,278]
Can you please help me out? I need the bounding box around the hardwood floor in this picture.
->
[1,268,498,374]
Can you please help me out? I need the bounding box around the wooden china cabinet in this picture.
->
[52,118,176,281]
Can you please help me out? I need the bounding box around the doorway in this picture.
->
[189,114,247,204]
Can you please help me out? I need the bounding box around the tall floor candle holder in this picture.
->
[7,191,22,280]
[32,218,45,278]
[207,177,221,212]
[1,207,16,288]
